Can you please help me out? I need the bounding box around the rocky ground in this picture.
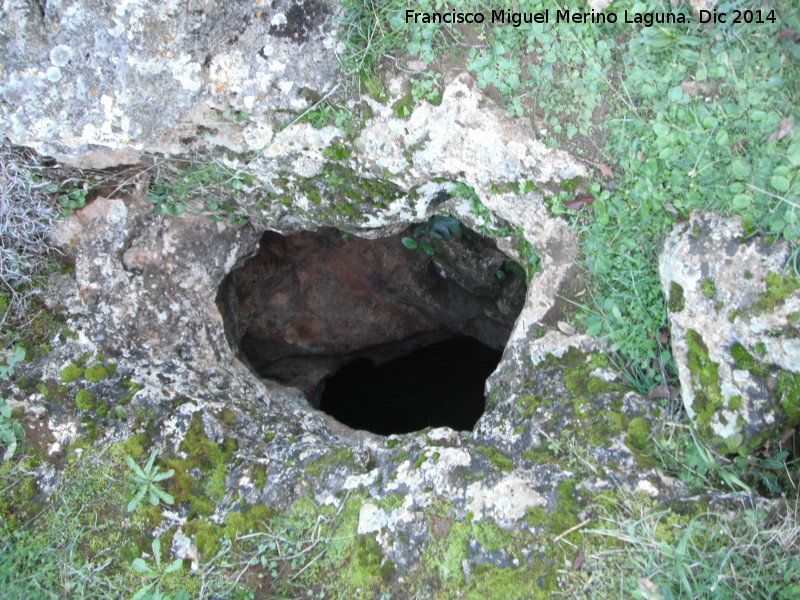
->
[1,1,798,598]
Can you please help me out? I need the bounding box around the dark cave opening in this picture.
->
[217,222,527,435]
[319,337,502,435]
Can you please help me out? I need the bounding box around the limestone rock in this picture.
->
[660,212,800,450]
[0,0,338,165]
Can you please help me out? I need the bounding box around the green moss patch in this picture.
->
[700,278,716,299]
[777,371,800,421]
[61,364,82,383]
[391,94,414,118]
[163,414,237,514]
[560,350,625,396]
[668,281,685,312]
[75,389,95,411]
[685,330,724,433]
[753,272,800,314]
[83,364,107,382]
[730,343,770,378]
[626,418,650,449]
[304,447,355,477]
[476,446,513,472]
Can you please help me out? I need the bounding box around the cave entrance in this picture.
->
[217,221,527,435]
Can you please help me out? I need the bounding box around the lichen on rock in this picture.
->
[660,212,800,449]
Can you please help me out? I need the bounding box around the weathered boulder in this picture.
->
[0,0,338,165]
[660,212,800,451]
[6,176,675,594]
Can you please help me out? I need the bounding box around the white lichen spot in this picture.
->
[635,479,660,498]
[50,45,74,67]
[172,55,202,92]
[268,61,287,74]
[115,0,142,17]
[278,80,294,95]
[357,503,397,534]
[590,367,618,382]
[46,66,62,82]
[270,13,287,26]
[108,19,126,38]
[466,474,546,523]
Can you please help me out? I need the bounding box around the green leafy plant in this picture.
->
[401,215,462,257]
[56,181,89,213]
[125,449,175,512]
[142,155,253,226]
[145,184,186,217]
[0,345,25,381]
[410,73,442,105]
[0,397,23,461]
[130,537,186,600]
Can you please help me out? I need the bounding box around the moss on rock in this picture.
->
[685,329,724,433]
[61,364,82,383]
[730,343,770,378]
[700,278,716,298]
[754,272,800,314]
[777,371,800,421]
[668,281,685,312]
[626,417,650,449]
[75,389,95,411]
[83,364,107,382]
[476,446,513,472]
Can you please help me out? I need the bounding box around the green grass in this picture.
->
[557,489,800,600]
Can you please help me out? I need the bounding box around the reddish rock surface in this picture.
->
[219,227,526,396]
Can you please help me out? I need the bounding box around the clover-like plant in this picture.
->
[131,537,186,600]
[0,345,25,381]
[125,448,175,513]
[0,397,23,461]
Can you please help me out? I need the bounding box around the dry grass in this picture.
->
[0,140,59,333]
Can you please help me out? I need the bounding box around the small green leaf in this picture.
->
[771,175,790,193]
[401,237,418,250]
[145,448,158,473]
[131,582,156,600]
[668,86,683,102]
[128,485,147,513]
[153,487,175,505]
[131,558,154,575]
[730,158,749,178]
[165,559,184,574]
[732,195,751,209]
[126,457,148,481]
[152,469,175,482]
